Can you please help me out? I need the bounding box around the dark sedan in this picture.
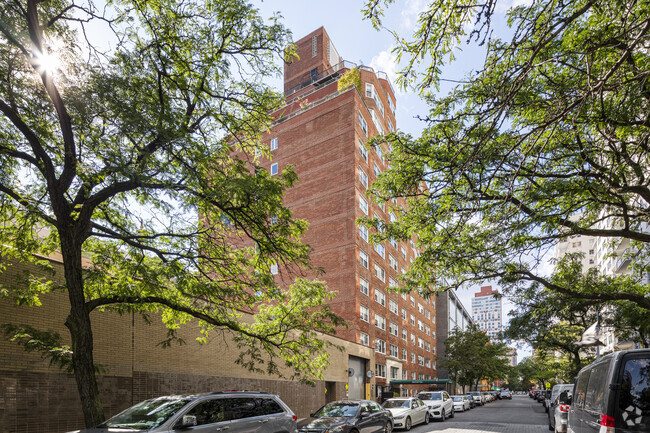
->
[299,400,393,433]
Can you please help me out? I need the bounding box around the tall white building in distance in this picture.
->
[472,285,502,341]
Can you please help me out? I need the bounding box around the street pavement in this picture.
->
[407,394,549,433]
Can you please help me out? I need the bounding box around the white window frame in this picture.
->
[360,332,369,346]
[375,363,386,378]
[358,111,368,135]
[374,289,386,307]
[270,137,278,150]
[359,166,368,188]
[359,139,368,161]
[270,163,278,176]
[374,264,385,282]
[389,254,398,271]
[359,195,368,215]
[375,338,386,354]
[359,225,368,242]
[389,321,398,337]
[360,305,369,322]
[389,299,398,315]
[360,250,368,268]
[390,344,398,358]
[375,313,386,331]
[360,277,369,296]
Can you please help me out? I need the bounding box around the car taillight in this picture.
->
[293,415,297,421]
[600,414,615,427]
[559,405,570,413]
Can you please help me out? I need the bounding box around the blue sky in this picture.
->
[254,0,533,359]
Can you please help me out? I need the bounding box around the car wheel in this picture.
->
[450,407,455,418]
[404,416,412,431]
[384,421,392,433]
[424,412,430,425]
[440,410,445,422]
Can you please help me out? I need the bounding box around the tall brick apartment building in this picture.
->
[257,28,441,400]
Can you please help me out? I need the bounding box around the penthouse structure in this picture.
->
[472,285,502,341]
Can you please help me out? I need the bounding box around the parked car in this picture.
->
[568,348,650,433]
[462,394,477,408]
[382,397,429,430]
[542,390,552,410]
[451,395,471,412]
[549,390,572,433]
[299,400,393,433]
[416,391,454,421]
[546,384,573,418]
[468,391,484,406]
[501,390,512,400]
[67,391,297,433]
[481,392,492,403]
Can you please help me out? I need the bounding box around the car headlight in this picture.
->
[325,425,345,433]
[394,415,405,420]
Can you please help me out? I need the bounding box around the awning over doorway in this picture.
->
[388,379,453,385]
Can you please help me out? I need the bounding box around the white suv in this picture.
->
[417,391,454,421]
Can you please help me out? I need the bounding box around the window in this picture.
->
[360,305,369,322]
[374,289,386,306]
[389,97,396,114]
[374,242,385,258]
[375,364,386,378]
[387,300,398,316]
[366,83,374,98]
[359,167,368,188]
[411,353,416,363]
[270,163,278,176]
[375,313,386,330]
[389,344,398,357]
[410,296,415,307]
[411,372,416,380]
[617,357,650,430]
[390,366,399,379]
[359,139,368,161]
[375,338,386,354]
[418,303,424,314]
[360,250,368,268]
[418,338,424,349]
[390,238,397,248]
[401,246,406,259]
[359,277,369,296]
[359,111,368,135]
[389,321,398,337]
[389,254,398,271]
[389,277,398,288]
[374,264,385,282]
[402,370,408,380]
[425,310,431,320]
[410,314,416,326]
[418,320,424,331]
[359,225,368,242]
[270,263,278,275]
[425,342,431,352]
[375,143,384,161]
[312,35,317,57]
[374,163,381,177]
[402,348,407,360]
[401,308,407,320]
[359,195,368,214]
[410,334,415,345]
[387,117,394,132]
[270,137,278,150]
[418,355,424,366]
[425,325,430,336]
[360,332,369,346]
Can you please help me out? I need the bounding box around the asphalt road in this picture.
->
[406,394,550,433]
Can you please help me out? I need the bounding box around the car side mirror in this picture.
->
[176,415,197,429]
[360,412,369,418]
[309,413,315,418]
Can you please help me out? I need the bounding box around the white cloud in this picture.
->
[495,0,534,14]
[370,47,399,86]
[400,0,427,30]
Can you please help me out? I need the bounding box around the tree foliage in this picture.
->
[363,0,650,312]
[441,323,511,392]
[0,0,343,427]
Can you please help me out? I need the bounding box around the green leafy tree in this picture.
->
[362,1,650,311]
[441,323,510,392]
[0,0,343,427]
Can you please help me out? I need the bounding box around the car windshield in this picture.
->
[314,402,359,417]
[382,399,411,409]
[418,393,441,400]
[453,397,462,401]
[101,398,191,430]
[470,392,480,396]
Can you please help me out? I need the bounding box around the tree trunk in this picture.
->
[61,233,105,427]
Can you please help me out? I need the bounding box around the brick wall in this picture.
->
[0,257,371,433]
